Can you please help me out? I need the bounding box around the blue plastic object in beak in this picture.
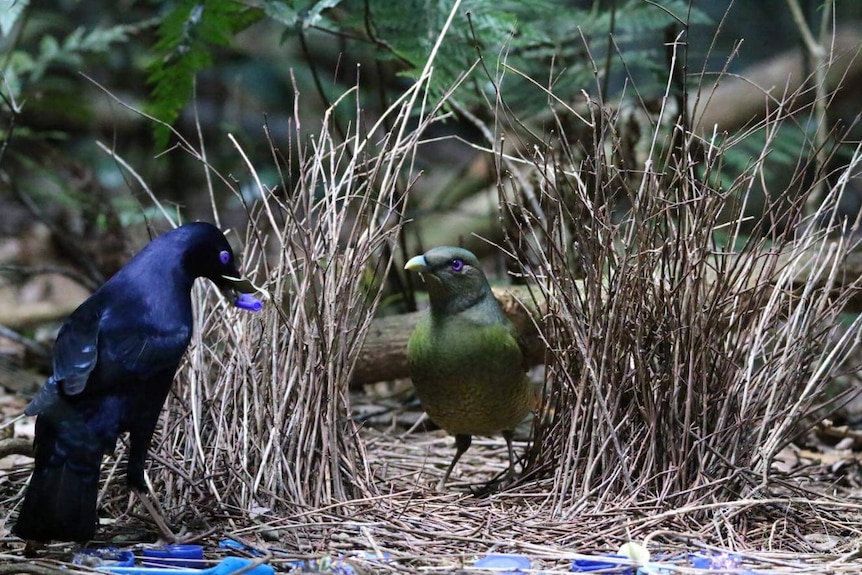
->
[234,293,263,311]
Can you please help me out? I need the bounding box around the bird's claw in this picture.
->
[131,487,177,543]
[22,541,45,558]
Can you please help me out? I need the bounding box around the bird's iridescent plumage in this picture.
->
[14,222,260,543]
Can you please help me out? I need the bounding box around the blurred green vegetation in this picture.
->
[2,0,861,283]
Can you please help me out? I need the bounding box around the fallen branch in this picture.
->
[352,285,546,387]
[352,242,862,386]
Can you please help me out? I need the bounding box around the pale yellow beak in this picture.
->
[404,255,428,272]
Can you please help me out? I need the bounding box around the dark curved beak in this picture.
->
[220,274,257,294]
[219,274,263,312]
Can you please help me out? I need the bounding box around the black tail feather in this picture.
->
[13,462,100,542]
[13,412,104,543]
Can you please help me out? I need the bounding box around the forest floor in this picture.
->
[3,386,862,573]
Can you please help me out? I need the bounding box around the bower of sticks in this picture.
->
[5,66,862,574]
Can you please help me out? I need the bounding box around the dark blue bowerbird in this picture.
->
[13,222,261,543]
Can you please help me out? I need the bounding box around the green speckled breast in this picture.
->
[406,313,535,436]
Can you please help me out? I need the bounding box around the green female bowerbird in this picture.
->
[405,246,538,490]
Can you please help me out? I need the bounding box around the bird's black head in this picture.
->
[404,246,493,315]
[173,222,258,299]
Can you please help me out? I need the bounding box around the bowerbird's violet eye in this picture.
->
[450,258,464,272]
[219,250,230,265]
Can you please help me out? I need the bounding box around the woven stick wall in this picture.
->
[150,71,454,523]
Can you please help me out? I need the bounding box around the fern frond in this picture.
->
[146,0,261,149]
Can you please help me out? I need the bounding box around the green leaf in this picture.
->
[146,0,262,149]
[304,0,344,29]
[0,0,28,37]
[264,1,301,27]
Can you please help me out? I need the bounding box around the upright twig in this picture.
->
[786,0,834,214]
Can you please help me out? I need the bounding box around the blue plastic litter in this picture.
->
[689,553,759,574]
[142,544,204,568]
[73,548,135,567]
[473,553,531,572]
[636,565,676,575]
[571,554,632,573]
[219,539,246,551]
[288,552,391,574]
[234,293,263,311]
[218,539,266,557]
[691,552,741,570]
[100,556,274,575]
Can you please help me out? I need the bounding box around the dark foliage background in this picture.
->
[3,0,862,281]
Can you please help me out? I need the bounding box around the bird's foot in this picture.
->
[470,470,517,496]
[22,540,45,558]
[131,487,178,543]
[146,507,177,544]
[470,480,502,496]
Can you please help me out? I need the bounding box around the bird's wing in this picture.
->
[511,322,532,373]
[23,376,62,416]
[51,300,102,396]
[492,321,529,370]
[104,327,191,376]
[50,297,190,398]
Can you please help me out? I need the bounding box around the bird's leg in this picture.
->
[437,434,471,491]
[472,431,520,496]
[131,486,177,543]
[22,541,45,558]
[125,396,178,542]
[502,429,518,486]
